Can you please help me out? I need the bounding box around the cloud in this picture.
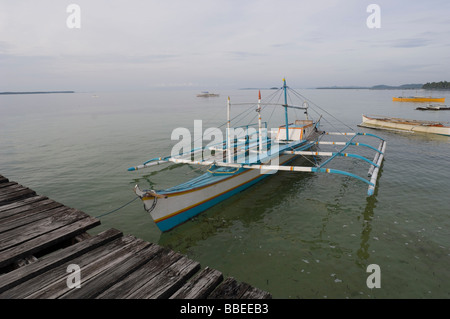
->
[0,0,449,90]
[227,51,266,60]
[390,38,431,48]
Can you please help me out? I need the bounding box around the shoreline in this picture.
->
[0,91,75,95]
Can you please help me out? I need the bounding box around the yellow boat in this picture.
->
[393,96,445,102]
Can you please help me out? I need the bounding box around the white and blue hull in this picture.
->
[135,154,297,232]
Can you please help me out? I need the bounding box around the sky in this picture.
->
[1,0,450,91]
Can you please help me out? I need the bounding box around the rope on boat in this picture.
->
[287,87,356,133]
[95,196,139,218]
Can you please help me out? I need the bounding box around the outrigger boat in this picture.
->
[128,80,387,232]
[359,114,450,136]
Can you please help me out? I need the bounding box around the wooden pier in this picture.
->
[0,175,271,299]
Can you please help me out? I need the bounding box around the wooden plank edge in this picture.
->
[0,189,37,206]
[0,176,9,184]
[170,267,224,299]
[4,235,141,299]
[59,241,160,299]
[0,216,100,269]
[0,196,48,213]
[0,228,122,293]
[207,277,272,299]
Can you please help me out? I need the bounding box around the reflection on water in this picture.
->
[356,190,377,267]
[356,162,383,269]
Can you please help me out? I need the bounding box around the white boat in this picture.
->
[128,80,387,232]
[359,114,450,136]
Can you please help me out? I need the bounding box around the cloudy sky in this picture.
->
[1,0,449,91]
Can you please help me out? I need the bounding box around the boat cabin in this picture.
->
[275,120,315,142]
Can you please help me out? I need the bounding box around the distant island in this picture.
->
[318,81,450,90]
[0,91,75,95]
[422,81,450,90]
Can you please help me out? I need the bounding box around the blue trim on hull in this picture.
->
[154,141,316,232]
[155,150,308,232]
[155,172,270,232]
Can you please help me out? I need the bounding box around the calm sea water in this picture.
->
[1,88,449,299]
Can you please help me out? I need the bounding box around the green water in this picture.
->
[1,88,449,298]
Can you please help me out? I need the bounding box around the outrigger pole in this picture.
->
[128,134,386,196]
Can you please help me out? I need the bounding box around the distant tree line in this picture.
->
[422,81,450,90]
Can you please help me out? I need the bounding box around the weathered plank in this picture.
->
[0,195,48,214]
[0,235,141,298]
[0,182,32,195]
[0,207,89,251]
[0,182,15,189]
[0,188,36,205]
[60,242,162,299]
[208,277,253,299]
[0,198,60,220]
[96,247,181,299]
[170,267,224,299]
[241,286,272,299]
[0,228,122,294]
[30,237,152,299]
[0,200,64,234]
[0,184,24,194]
[123,256,201,299]
[0,216,100,269]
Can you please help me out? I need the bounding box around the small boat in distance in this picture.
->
[359,115,450,136]
[197,91,220,97]
[393,96,445,103]
[415,104,450,111]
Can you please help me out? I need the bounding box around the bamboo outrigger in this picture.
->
[128,80,387,232]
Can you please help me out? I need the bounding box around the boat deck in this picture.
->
[0,174,271,299]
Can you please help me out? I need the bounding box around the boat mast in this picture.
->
[227,96,232,163]
[283,78,289,141]
[257,90,263,153]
